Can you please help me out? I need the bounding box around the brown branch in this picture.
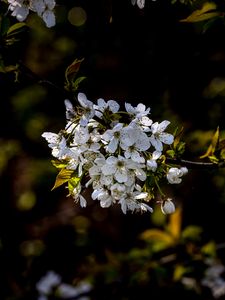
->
[167,158,225,169]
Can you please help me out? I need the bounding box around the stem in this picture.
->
[154,177,165,197]
[167,158,225,169]
[18,61,69,97]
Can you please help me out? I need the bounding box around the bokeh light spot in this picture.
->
[68,7,87,27]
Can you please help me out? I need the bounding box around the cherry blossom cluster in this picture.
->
[42,93,188,214]
[7,0,56,28]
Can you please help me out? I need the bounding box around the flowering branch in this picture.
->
[42,92,190,215]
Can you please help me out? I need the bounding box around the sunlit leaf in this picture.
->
[51,159,68,169]
[200,126,219,159]
[68,176,81,194]
[7,22,26,36]
[140,229,174,245]
[167,206,182,240]
[173,264,191,281]
[201,241,216,257]
[51,168,74,190]
[65,58,84,83]
[180,2,220,23]
[181,225,202,241]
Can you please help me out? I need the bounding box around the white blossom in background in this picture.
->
[131,0,157,9]
[36,270,92,300]
[7,0,56,27]
[202,260,225,299]
[42,92,188,214]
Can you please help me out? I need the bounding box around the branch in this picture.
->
[18,61,69,97]
[167,158,225,169]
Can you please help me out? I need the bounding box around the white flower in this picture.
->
[42,132,71,159]
[131,0,145,9]
[161,198,175,214]
[110,183,126,200]
[94,98,120,118]
[167,167,188,184]
[77,93,95,126]
[101,156,135,184]
[150,120,174,152]
[101,123,124,153]
[8,0,56,27]
[125,102,150,118]
[120,126,150,163]
[147,151,161,172]
[36,271,61,295]
[119,189,152,214]
[72,184,87,207]
[91,187,114,208]
[8,0,29,21]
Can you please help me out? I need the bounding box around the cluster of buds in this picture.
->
[42,93,188,214]
[7,0,56,27]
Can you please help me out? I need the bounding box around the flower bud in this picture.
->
[161,198,175,214]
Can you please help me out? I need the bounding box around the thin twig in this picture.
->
[167,158,225,169]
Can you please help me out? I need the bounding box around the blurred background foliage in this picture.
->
[1,0,225,299]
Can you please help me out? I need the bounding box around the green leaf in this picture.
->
[68,177,81,194]
[200,126,219,159]
[51,159,68,169]
[0,16,10,36]
[166,149,175,158]
[72,76,86,91]
[180,2,220,23]
[181,225,202,241]
[65,58,84,85]
[201,241,216,257]
[51,169,74,190]
[7,22,26,36]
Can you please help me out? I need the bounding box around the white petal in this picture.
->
[89,165,100,176]
[79,195,87,207]
[136,103,146,113]
[97,98,107,110]
[159,133,174,145]
[135,168,146,181]
[115,169,128,183]
[125,102,134,114]
[101,164,116,175]
[13,6,29,21]
[44,0,55,9]
[42,9,55,27]
[108,100,120,113]
[131,151,145,163]
[31,0,45,14]
[152,151,162,160]
[134,192,148,200]
[78,92,88,107]
[42,132,59,144]
[106,138,118,153]
[150,137,163,152]
[137,0,145,9]
[147,160,157,172]
[136,133,150,151]
[140,116,152,126]
[158,120,170,131]
[100,175,113,186]
[100,197,113,208]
